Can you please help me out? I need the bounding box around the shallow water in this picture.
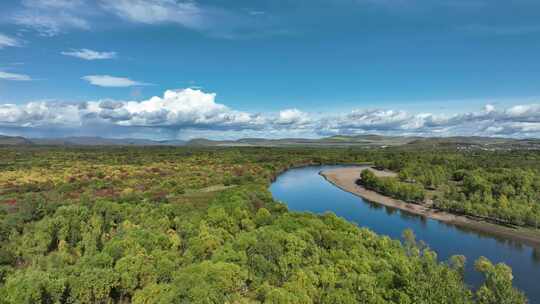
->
[270,165,540,303]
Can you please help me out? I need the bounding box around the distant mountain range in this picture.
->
[186,135,540,150]
[185,135,417,147]
[0,136,186,147]
[0,135,33,146]
[0,134,539,150]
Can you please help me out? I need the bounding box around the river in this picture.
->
[270,165,540,303]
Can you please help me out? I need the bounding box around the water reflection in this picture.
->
[532,248,540,264]
[384,206,397,215]
[270,165,540,303]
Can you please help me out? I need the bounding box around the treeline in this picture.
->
[439,168,540,226]
[359,169,425,203]
[0,146,528,303]
[369,150,540,228]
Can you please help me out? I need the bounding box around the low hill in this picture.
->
[0,135,33,146]
[186,135,418,147]
[30,137,186,146]
[403,136,540,150]
[1,134,539,150]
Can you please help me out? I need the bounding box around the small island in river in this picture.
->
[320,166,540,248]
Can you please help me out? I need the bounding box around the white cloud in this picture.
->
[319,103,540,137]
[0,33,21,49]
[505,104,540,119]
[82,75,149,87]
[248,10,265,16]
[275,109,311,126]
[0,89,266,134]
[117,88,264,128]
[100,0,204,28]
[22,0,85,10]
[13,0,90,36]
[98,0,271,39]
[7,0,283,39]
[1,88,540,139]
[0,102,80,127]
[61,49,117,60]
[484,104,496,113]
[13,12,90,37]
[0,71,32,81]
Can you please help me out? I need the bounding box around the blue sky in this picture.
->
[1,0,540,139]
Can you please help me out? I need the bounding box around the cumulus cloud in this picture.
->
[275,109,311,126]
[115,89,265,129]
[0,33,21,49]
[1,88,540,139]
[61,49,117,60]
[0,71,32,81]
[82,75,149,87]
[0,89,267,134]
[0,102,80,127]
[320,103,540,138]
[334,109,416,131]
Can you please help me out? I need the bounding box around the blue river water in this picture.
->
[270,165,540,303]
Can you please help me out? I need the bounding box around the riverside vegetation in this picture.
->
[0,146,531,303]
[366,150,540,228]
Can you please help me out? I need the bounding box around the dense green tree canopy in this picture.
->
[371,150,540,227]
[0,146,531,303]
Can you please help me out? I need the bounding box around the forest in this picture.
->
[369,150,540,228]
[359,169,426,203]
[0,146,530,303]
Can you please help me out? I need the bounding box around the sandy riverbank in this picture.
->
[320,166,540,248]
